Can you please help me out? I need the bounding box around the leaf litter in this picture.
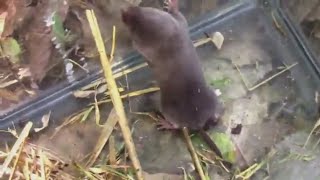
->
[1,0,317,180]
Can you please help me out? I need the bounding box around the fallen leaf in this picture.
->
[73,84,108,98]
[24,28,53,82]
[0,79,18,88]
[210,77,232,89]
[0,89,19,102]
[191,132,236,163]
[209,132,236,163]
[23,0,69,82]
[73,90,95,98]
[0,12,7,37]
[1,0,27,38]
[0,37,22,63]
[97,84,108,94]
[34,111,51,132]
[18,67,32,79]
[211,32,224,50]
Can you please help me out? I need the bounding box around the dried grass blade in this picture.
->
[8,139,25,180]
[94,92,102,126]
[97,87,160,105]
[39,150,46,180]
[182,127,206,180]
[86,109,119,167]
[86,10,143,179]
[0,122,33,178]
[109,135,116,165]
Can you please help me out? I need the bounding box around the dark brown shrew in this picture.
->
[121,0,230,166]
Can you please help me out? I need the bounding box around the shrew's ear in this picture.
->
[121,6,139,26]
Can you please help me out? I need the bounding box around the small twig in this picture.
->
[236,149,276,179]
[113,63,148,79]
[0,79,18,88]
[95,87,160,105]
[130,112,159,122]
[94,88,102,126]
[80,63,148,91]
[109,135,116,165]
[193,37,212,47]
[304,118,320,148]
[67,59,89,73]
[110,26,116,62]
[272,11,286,36]
[234,62,298,91]
[182,127,206,180]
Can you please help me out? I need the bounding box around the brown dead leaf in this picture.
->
[25,32,54,82]
[73,90,95,98]
[0,1,9,13]
[1,0,29,38]
[0,12,7,37]
[306,4,320,21]
[34,111,51,132]
[0,89,19,102]
[0,79,18,88]
[22,0,69,82]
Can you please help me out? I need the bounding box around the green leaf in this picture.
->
[52,12,65,42]
[191,132,236,163]
[209,132,236,163]
[210,77,232,89]
[190,133,204,148]
[0,38,22,64]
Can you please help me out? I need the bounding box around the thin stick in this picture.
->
[234,62,298,91]
[248,62,298,91]
[109,135,116,165]
[304,118,320,148]
[182,127,206,180]
[95,87,160,105]
[193,37,212,47]
[86,10,143,180]
[233,62,251,90]
[272,11,286,36]
[67,59,89,73]
[113,63,148,79]
[80,62,148,91]
[110,26,116,62]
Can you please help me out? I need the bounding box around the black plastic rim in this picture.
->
[274,0,320,77]
[2,0,320,130]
